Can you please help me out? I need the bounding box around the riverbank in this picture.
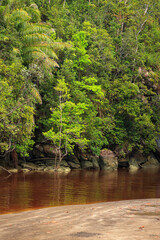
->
[0,199,160,240]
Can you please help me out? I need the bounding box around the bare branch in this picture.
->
[0,166,12,176]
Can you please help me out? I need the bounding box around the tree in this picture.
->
[3,3,60,70]
[0,59,41,157]
[43,78,88,169]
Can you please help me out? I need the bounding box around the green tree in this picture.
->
[43,78,88,169]
[0,60,41,157]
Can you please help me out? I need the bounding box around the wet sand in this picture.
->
[0,199,160,240]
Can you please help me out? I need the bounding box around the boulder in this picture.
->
[142,153,160,168]
[67,161,80,169]
[89,156,100,169]
[79,154,100,169]
[99,149,118,170]
[81,160,94,169]
[128,151,145,168]
[32,144,57,158]
[66,155,81,169]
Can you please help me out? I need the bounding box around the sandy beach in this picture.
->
[0,199,160,240]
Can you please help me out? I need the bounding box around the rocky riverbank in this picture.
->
[1,142,160,173]
[20,144,160,172]
[0,199,160,240]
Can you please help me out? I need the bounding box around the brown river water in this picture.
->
[0,168,160,214]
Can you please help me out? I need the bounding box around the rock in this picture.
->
[78,153,99,169]
[89,156,100,169]
[142,153,160,168]
[118,159,129,168]
[129,158,140,168]
[22,168,30,173]
[57,167,71,173]
[9,168,19,173]
[36,167,45,172]
[156,137,160,161]
[66,155,81,169]
[129,165,139,173]
[81,160,94,169]
[129,151,145,168]
[32,144,56,158]
[99,149,118,170]
[60,160,69,168]
[67,161,81,169]
[43,166,54,172]
[43,166,71,173]
[32,148,44,158]
[156,136,160,152]
[43,145,56,157]
[80,155,100,169]
[20,162,39,170]
[45,159,55,166]
[35,161,46,166]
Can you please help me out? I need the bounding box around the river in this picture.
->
[0,168,160,214]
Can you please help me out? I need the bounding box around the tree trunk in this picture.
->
[11,149,18,168]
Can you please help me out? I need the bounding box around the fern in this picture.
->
[3,2,69,70]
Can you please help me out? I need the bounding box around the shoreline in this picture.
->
[0,199,160,239]
[0,197,159,216]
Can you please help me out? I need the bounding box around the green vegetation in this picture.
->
[0,0,159,161]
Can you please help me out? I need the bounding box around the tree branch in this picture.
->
[0,166,12,176]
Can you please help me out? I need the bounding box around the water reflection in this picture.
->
[0,168,160,214]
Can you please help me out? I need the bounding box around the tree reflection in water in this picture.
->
[0,168,160,214]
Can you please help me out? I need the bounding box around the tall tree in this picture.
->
[43,78,88,169]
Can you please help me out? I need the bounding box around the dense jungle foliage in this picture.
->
[0,0,160,160]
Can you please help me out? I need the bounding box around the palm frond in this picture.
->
[21,23,51,35]
[24,33,53,46]
[32,51,59,67]
[10,9,31,23]
[51,42,71,50]
[23,46,58,60]
[30,86,42,104]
